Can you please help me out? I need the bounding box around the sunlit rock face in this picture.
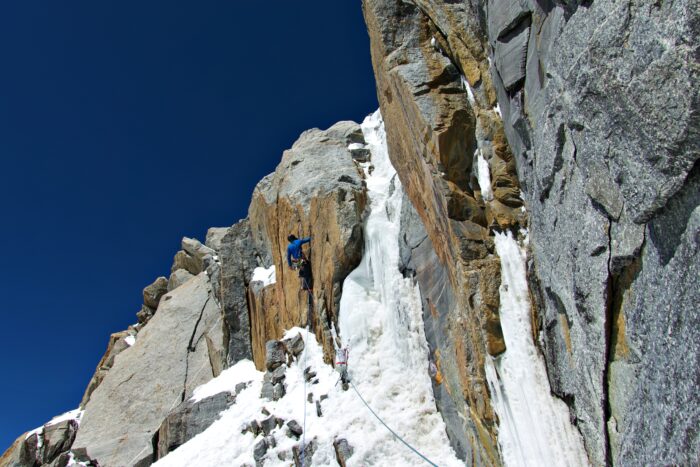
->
[72,273,224,466]
[364,0,525,463]
[366,0,699,465]
[248,121,368,366]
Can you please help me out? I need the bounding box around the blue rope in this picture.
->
[349,381,439,467]
[300,324,309,466]
[300,282,312,467]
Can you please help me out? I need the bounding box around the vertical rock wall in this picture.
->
[363,1,526,463]
[365,0,699,465]
[485,1,699,465]
[248,121,368,366]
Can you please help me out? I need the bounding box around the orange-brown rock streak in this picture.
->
[364,0,527,464]
[248,122,368,370]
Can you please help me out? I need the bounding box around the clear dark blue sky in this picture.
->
[0,1,376,448]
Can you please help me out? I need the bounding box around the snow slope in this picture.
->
[154,111,461,466]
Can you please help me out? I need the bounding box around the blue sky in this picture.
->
[0,1,376,448]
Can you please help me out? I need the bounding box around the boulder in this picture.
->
[135,304,156,325]
[143,276,168,309]
[260,416,277,436]
[234,382,249,395]
[171,250,201,275]
[283,333,305,357]
[42,420,79,464]
[154,391,236,459]
[292,438,316,467]
[269,365,286,384]
[168,269,194,291]
[286,420,303,438]
[72,274,225,466]
[333,438,354,467]
[260,381,275,400]
[253,438,269,464]
[272,383,285,401]
[265,340,287,371]
[205,227,229,251]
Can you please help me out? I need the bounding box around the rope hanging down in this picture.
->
[299,280,313,467]
[349,381,439,467]
[300,323,310,467]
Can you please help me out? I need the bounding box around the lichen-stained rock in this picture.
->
[72,273,225,467]
[248,121,367,366]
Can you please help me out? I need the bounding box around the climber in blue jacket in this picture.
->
[287,234,313,292]
[287,234,311,269]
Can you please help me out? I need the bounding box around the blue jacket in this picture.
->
[287,237,311,267]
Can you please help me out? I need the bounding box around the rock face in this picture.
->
[72,273,225,466]
[80,330,136,408]
[483,1,699,465]
[367,0,699,465]
[215,219,258,367]
[153,391,236,460]
[0,418,81,467]
[247,121,367,365]
[364,0,524,462]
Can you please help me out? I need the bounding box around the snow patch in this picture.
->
[251,265,276,286]
[347,143,365,151]
[125,335,136,347]
[190,360,262,403]
[486,231,589,467]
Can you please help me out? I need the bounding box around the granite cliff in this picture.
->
[2,1,697,466]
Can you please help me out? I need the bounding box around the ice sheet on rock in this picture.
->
[335,111,462,466]
[251,265,276,286]
[486,231,589,467]
[477,150,494,201]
